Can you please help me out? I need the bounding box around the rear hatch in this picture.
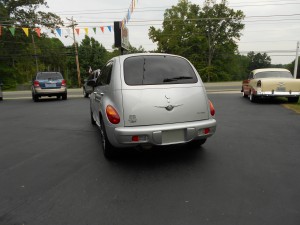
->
[37,72,63,89]
[121,55,209,127]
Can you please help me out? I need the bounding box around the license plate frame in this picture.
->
[162,129,185,144]
[45,83,57,88]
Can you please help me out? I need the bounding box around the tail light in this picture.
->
[61,79,66,86]
[33,80,40,87]
[106,105,120,124]
[257,80,261,88]
[209,100,215,116]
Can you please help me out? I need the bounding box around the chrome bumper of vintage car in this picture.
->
[255,91,300,97]
[108,119,217,148]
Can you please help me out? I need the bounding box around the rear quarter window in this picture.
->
[124,55,198,85]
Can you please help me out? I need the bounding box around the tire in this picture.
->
[32,93,39,102]
[0,97,3,101]
[90,109,96,125]
[249,92,257,103]
[57,95,61,100]
[242,90,248,98]
[83,88,89,98]
[288,97,299,103]
[100,119,116,159]
[62,93,67,100]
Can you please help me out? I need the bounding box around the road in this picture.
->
[0,91,299,225]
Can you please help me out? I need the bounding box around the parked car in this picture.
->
[0,81,3,101]
[89,53,217,158]
[31,72,67,102]
[242,68,300,103]
[83,69,100,98]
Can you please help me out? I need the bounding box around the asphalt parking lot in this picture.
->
[0,92,299,225]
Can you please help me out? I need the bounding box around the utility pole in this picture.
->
[294,41,299,79]
[67,17,81,87]
[31,34,39,74]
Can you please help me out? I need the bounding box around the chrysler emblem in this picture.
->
[155,104,183,111]
[278,82,285,87]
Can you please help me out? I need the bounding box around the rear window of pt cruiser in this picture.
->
[124,55,198,85]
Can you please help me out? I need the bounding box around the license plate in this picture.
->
[277,87,286,92]
[162,129,185,144]
[45,83,56,88]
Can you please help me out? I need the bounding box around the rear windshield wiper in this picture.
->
[163,76,193,82]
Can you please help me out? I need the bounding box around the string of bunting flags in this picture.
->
[0,25,113,37]
[121,0,138,28]
[0,0,138,38]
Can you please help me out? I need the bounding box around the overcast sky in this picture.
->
[42,0,300,65]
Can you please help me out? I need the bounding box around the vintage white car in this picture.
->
[241,68,300,103]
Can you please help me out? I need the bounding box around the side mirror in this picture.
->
[87,80,96,87]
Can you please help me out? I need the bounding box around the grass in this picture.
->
[281,98,300,114]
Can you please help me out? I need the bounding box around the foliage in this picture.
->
[285,57,300,79]
[247,51,271,71]
[0,0,63,28]
[149,0,245,82]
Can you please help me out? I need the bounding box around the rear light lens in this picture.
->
[204,128,210,134]
[257,80,261,88]
[61,79,66,86]
[106,105,120,124]
[33,80,40,87]
[209,100,215,116]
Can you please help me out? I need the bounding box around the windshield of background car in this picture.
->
[255,71,293,79]
[124,55,198,85]
[37,73,63,80]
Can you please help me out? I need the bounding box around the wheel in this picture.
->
[288,97,299,103]
[83,88,89,98]
[62,93,67,100]
[90,109,96,125]
[32,93,39,102]
[0,97,3,101]
[249,92,257,103]
[188,138,207,148]
[100,119,116,159]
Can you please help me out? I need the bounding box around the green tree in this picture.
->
[0,0,64,88]
[247,51,271,71]
[285,57,300,79]
[149,0,245,82]
[77,36,109,82]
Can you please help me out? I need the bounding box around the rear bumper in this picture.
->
[33,87,67,96]
[255,91,300,97]
[107,119,217,148]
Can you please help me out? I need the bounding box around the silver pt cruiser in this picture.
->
[89,53,216,158]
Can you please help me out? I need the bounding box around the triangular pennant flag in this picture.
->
[34,28,41,37]
[107,26,111,32]
[9,27,15,36]
[75,28,80,35]
[128,9,131,21]
[100,26,104,33]
[56,28,62,37]
[93,28,96,34]
[84,28,88,35]
[22,28,29,37]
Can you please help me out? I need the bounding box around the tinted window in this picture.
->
[255,71,293,79]
[124,55,198,85]
[37,73,63,80]
[96,62,113,86]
